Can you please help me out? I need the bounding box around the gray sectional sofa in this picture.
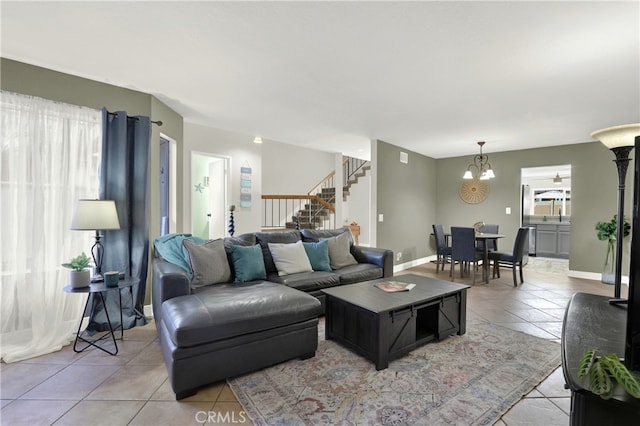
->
[151,228,393,399]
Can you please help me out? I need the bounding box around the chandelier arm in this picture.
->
[473,154,487,172]
[463,141,493,179]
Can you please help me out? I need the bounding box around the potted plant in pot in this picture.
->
[596,215,630,284]
[62,252,93,288]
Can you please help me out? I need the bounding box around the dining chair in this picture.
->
[489,227,530,286]
[432,224,452,273]
[481,224,499,251]
[473,223,498,271]
[450,226,483,284]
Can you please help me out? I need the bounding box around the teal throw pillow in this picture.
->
[231,244,267,283]
[303,240,331,272]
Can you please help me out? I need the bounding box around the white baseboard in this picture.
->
[568,269,629,285]
[393,256,435,274]
[567,270,601,281]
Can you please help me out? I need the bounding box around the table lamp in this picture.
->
[70,199,120,282]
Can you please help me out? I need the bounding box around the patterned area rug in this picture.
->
[228,320,561,425]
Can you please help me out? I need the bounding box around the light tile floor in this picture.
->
[0,257,622,425]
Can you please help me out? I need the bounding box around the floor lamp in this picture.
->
[591,124,640,301]
[70,199,121,282]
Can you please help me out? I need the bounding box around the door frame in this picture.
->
[190,151,231,239]
[159,133,178,235]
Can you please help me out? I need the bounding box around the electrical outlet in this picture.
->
[396,252,402,261]
[378,214,384,222]
[506,207,511,215]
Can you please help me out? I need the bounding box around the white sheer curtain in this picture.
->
[1,91,102,363]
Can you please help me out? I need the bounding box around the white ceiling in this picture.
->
[2,1,639,159]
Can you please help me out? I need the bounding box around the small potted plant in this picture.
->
[62,252,93,288]
[596,215,630,284]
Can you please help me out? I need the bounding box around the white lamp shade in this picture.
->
[462,170,473,179]
[483,168,495,179]
[70,199,121,230]
[591,123,640,149]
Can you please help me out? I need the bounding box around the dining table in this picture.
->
[475,232,505,283]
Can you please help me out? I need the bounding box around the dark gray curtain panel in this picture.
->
[87,108,150,332]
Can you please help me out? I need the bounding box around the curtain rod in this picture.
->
[107,111,163,126]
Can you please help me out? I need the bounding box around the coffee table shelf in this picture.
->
[322,274,469,370]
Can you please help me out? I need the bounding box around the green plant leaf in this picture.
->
[589,359,613,397]
[61,252,92,271]
[600,354,640,399]
[596,215,631,241]
[577,348,597,379]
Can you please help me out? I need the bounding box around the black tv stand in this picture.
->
[561,292,640,425]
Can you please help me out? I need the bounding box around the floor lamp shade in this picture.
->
[70,200,121,231]
[591,124,640,149]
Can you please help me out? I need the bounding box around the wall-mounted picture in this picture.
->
[240,164,252,208]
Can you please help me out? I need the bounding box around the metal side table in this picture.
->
[63,277,139,356]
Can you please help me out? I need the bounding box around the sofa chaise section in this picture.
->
[156,280,320,399]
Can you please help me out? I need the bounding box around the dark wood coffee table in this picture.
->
[321,274,469,370]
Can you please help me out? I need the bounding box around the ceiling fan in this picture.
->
[552,172,573,184]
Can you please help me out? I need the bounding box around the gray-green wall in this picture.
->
[1,58,185,303]
[376,140,437,265]
[374,139,631,276]
[435,142,630,275]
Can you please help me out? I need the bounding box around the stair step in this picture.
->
[342,161,370,202]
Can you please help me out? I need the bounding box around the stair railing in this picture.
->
[344,157,370,187]
[307,165,341,198]
[261,194,336,230]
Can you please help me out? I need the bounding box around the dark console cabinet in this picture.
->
[561,293,640,424]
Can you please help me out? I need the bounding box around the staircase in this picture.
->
[261,156,369,231]
[285,188,335,229]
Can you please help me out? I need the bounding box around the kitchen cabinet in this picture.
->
[536,223,570,258]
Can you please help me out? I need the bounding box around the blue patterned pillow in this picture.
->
[303,240,331,272]
[231,244,267,283]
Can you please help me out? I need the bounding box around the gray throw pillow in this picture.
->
[183,238,232,287]
[324,231,358,269]
[268,240,313,276]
